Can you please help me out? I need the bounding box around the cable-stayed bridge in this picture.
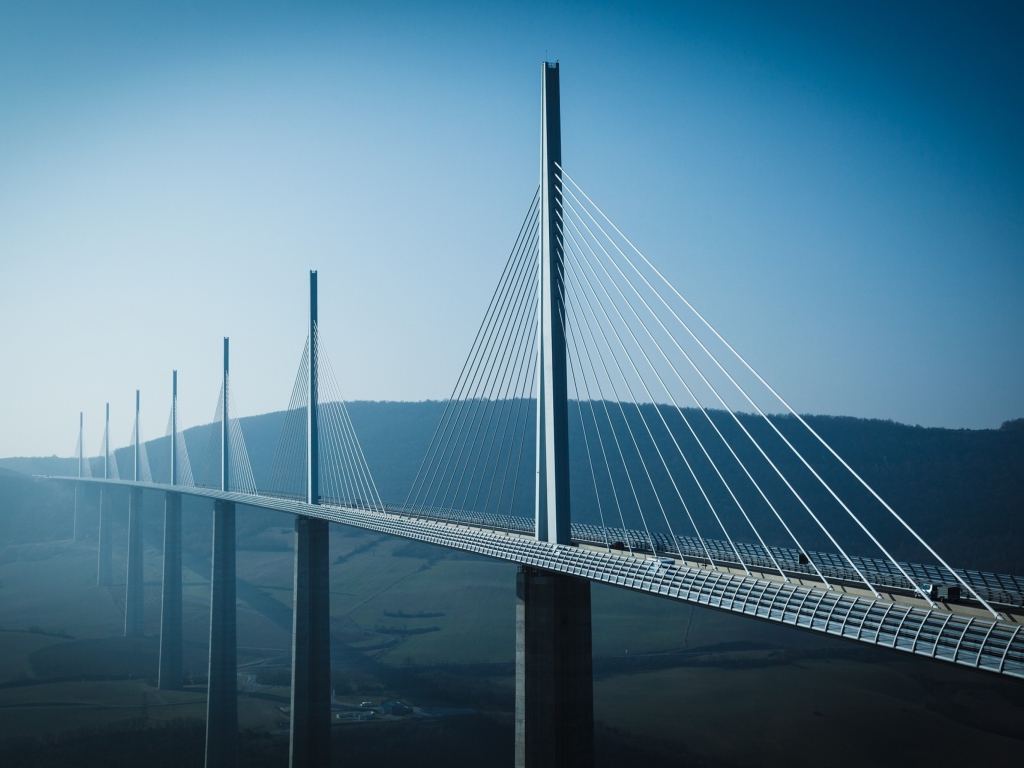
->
[45,63,1022,768]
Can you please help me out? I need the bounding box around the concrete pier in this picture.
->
[205,499,237,768]
[159,491,183,689]
[96,487,112,586]
[98,403,112,586]
[74,411,83,541]
[516,60,594,768]
[289,517,332,767]
[515,565,594,768]
[124,487,145,637]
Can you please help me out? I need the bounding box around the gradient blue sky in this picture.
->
[1,0,1021,457]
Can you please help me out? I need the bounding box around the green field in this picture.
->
[595,657,1024,766]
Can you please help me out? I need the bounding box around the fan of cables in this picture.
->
[403,189,541,529]
[197,377,258,495]
[263,332,383,510]
[553,164,997,617]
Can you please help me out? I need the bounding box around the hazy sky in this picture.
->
[1,1,1021,458]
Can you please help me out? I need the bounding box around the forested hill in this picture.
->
[2,404,1022,575]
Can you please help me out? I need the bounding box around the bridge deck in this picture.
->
[55,476,1024,681]
[385,504,1024,610]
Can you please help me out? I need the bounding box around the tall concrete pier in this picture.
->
[74,411,83,542]
[159,491,182,687]
[289,516,331,766]
[205,339,237,768]
[159,370,184,690]
[97,487,112,586]
[515,566,594,768]
[97,402,112,587]
[206,499,236,767]
[289,270,332,767]
[516,62,595,768]
[124,486,145,636]
[124,390,145,637]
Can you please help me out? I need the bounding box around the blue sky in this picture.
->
[1,1,1021,457]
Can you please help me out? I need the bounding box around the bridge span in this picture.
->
[59,475,1024,681]
[48,60,1024,768]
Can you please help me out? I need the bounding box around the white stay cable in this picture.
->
[199,385,225,489]
[560,170,993,615]
[167,403,196,487]
[419,219,538,511]
[564,217,787,579]
[565,297,658,557]
[565,262,699,566]
[320,334,383,508]
[475,292,540,514]
[561,197,834,587]
[96,432,107,477]
[443,263,539,513]
[318,338,366,506]
[77,431,93,478]
[494,332,540,523]
[480,305,538,515]
[565,302,636,556]
[566,241,745,573]
[109,442,121,479]
[558,170,917,604]
[176,430,195,488]
[267,337,310,498]
[471,282,540,513]
[407,192,539,508]
[137,424,153,484]
[434,236,538,514]
[565,332,612,552]
[560,190,856,590]
[320,345,384,510]
[226,388,258,496]
[314,342,362,504]
[316,343,367,505]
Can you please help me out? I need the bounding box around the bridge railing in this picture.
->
[385,500,1024,609]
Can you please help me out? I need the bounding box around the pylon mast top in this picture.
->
[536,61,571,544]
[308,270,319,507]
[221,338,230,493]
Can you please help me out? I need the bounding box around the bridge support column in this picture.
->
[96,487,112,586]
[289,269,332,766]
[159,491,183,689]
[73,485,80,542]
[289,516,331,767]
[515,565,594,768]
[98,402,112,586]
[124,487,145,637]
[74,411,83,541]
[205,499,237,768]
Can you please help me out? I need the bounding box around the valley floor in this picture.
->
[1,531,1023,767]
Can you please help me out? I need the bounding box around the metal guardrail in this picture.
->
[387,503,1024,608]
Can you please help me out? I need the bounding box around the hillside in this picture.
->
[2,403,1023,574]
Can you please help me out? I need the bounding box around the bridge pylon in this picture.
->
[159,370,184,689]
[73,411,82,541]
[289,270,332,766]
[125,390,145,638]
[516,61,595,768]
[206,338,238,767]
[97,402,112,587]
